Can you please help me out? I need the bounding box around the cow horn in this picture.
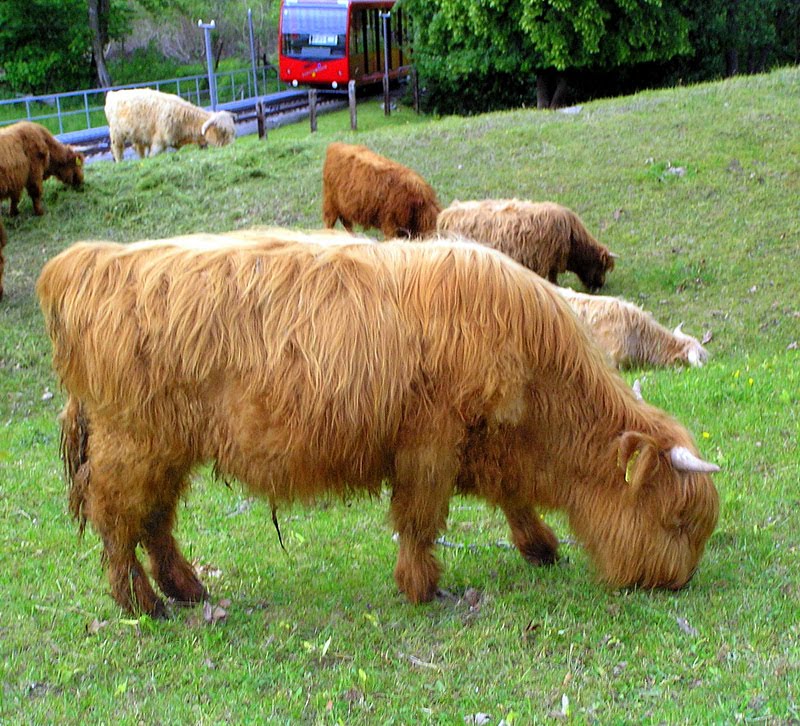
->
[201,117,214,136]
[673,322,685,335]
[609,251,621,259]
[669,446,720,473]
[632,379,644,401]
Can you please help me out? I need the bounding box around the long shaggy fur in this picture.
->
[557,287,709,369]
[104,89,236,162]
[322,142,441,239]
[0,124,49,216]
[3,122,85,188]
[38,229,718,616]
[437,198,615,291]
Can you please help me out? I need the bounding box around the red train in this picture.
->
[278,0,410,89]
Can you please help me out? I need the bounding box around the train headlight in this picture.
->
[331,81,338,89]
[291,79,298,87]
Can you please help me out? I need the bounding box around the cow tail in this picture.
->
[59,395,91,535]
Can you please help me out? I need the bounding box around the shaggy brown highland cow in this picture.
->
[2,122,85,188]
[437,198,617,291]
[38,230,719,617]
[322,142,441,239]
[557,287,709,369]
[0,124,49,215]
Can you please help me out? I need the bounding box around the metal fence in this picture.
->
[0,65,282,136]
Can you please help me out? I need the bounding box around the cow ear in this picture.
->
[617,431,661,492]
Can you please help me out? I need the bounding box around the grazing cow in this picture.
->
[557,287,709,369]
[437,198,617,291]
[0,218,6,299]
[38,230,719,617]
[322,142,441,239]
[2,122,85,189]
[104,88,236,161]
[0,124,49,215]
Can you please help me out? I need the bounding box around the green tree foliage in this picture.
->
[0,0,93,93]
[668,0,799,82]
[0,0,133,94]
[404,0,693,112]
[403,0,799,114]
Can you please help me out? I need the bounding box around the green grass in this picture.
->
[1,71,799,723]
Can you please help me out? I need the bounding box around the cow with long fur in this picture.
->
[322,142,441,239]
[557,287,709,369]
[437,198,617,291]
[38,230,719,617]
[2,122,85,189]
[104,89,236,161]
[0,123,49,216]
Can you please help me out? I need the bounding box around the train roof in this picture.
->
[282,0,396,7]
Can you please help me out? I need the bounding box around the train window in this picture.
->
[281,6,347,59]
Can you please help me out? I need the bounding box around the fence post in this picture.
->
[348,81,357,130]
[381,12,391,116]
[309,89,318,132]
[256,101,267,140]
[84,92,91,129]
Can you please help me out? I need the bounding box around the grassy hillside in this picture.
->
[0,69,798,723]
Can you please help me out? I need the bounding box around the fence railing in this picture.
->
[0,66,282,136]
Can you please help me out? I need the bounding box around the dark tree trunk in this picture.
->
[214,39,225,72]
[88,0,112,88]
[725,0,740,77]
[549,75,568,108]
[536,73,551,109]
[536,70,569,109]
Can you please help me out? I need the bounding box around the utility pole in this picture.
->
[198,19,218,110]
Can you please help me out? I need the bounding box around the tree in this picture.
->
[403,0,693,112]
[88,0,113,87]
[0,0,134,93]
[0,0,93,93]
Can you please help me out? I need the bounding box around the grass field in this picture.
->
[0,68,798,723]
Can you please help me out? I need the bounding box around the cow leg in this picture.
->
[501,499,559,566]
[322,198,339,229]
[26,176,45,216]
[390,443,458,603]
[0,236,5,300]
[9,190,21,216]
[110,134,124,162]
[141,475,208,605]
[83,429,183,617]
[381,223,401,239]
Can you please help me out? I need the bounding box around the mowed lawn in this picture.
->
[0,68,798,723]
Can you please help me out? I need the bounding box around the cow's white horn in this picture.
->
[669,446,720,473]
[632,379,644,401]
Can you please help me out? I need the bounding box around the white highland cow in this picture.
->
[105,89,235,161]
[557,287,709,369]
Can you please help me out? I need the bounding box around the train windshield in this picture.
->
[281,5,348,59]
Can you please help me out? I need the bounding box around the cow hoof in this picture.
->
[522,541,560,566]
